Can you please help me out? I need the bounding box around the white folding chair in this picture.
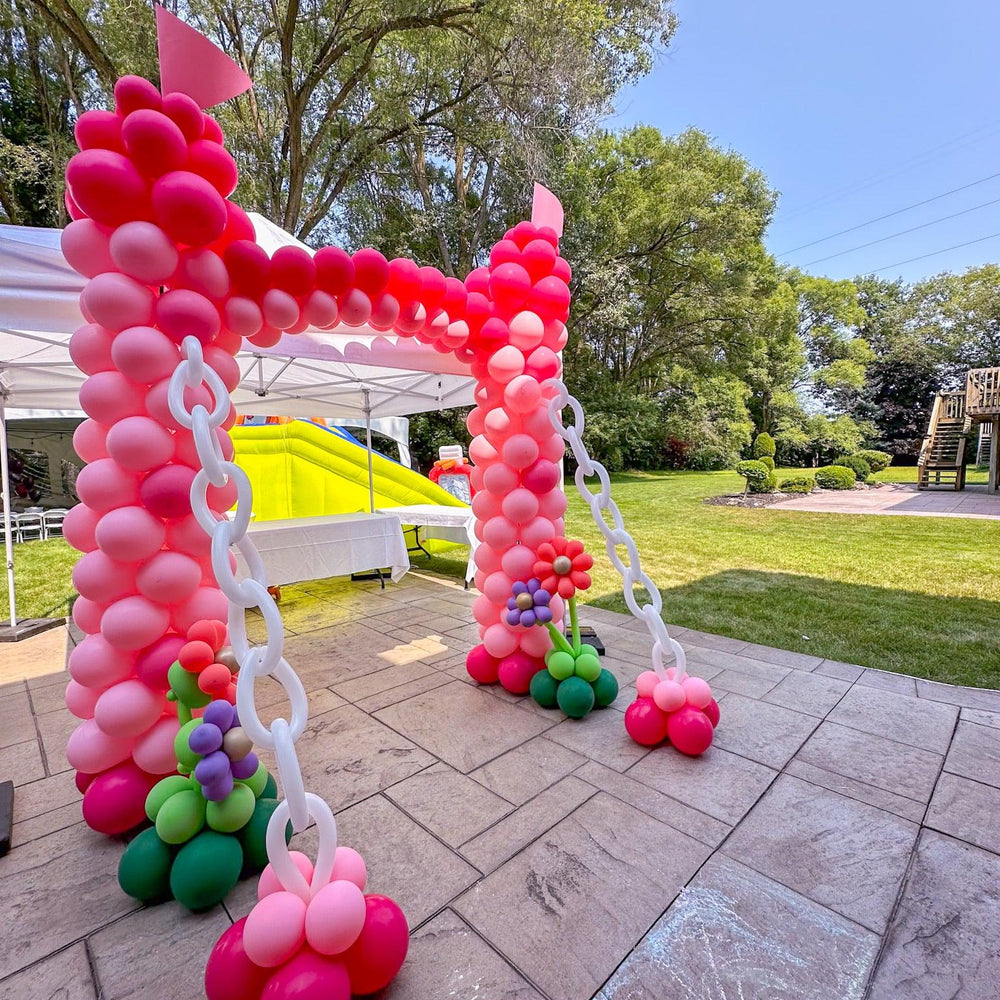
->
[14,512,44,542]
[43,509,68,539]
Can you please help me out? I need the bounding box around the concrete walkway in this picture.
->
[1,574,998,1000]
[778,482,1000,520]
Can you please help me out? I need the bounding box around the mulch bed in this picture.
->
[705,481,885,509]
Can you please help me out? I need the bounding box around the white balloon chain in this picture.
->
[168,336,338,902]
[543,379,688,684]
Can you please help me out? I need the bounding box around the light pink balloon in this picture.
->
[262,288,300,331]
[635,670,660,698]
[173,427,233,468]
[165,513,212,557]
[223,296,264,338]
[682,676,713,709]
[171,586,228,634]
[483,463,519,494]
[501,545,536,580]
[466,406,485,437]
[482,622,519,658]
[487,345,526,384]
[65,679,101,720]
[472,594,501,625]
[61,219,115,278]
[481,571,514,604]
[305,879,366,955]
[175,247,230,300]
[101,595,170,650]
[538,489,568,520]
[66,717,134,774]
[330,846,367,890]
[501,488,539,524]
[136,551,202,604]
[75,458,141,514]
[72,549,137,604]
[69,634,134,688]
[72,420,109,464]
[79,371,147,425]
[111,326,181,384]
[484,407,513,441]
[469,434,498,466]
[471,491,502,523]
[258,852,314,900]
[304,289,339,328]
[482,516,518,550]
[204,345,241,391]
[72,597,106,635]
[653,679,686,712]
[538,433,565,463]
[131,715,180,774]
[339,288,372,327]
[80,271,156,332]
[95,505,166,562]
[519,515,556,549]
[473,543,501,574]
[106,416,175,472]
[69,323,115,375]
[62,502,102,553]
[94,679,165,738]
[109,221,179,283]
[520,625,552,657]
[145,378,213,431]
[508,310,545,350]
[504,374,542,414]
[522,405,559,442]
[243,891,307,967]
[501,434,539,470]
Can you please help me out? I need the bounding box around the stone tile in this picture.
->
[705,667,778,699]
[252,675,346,714]
[926,772,1000,854]
[626,744,777,825]
[685,645,790,684]
[11,770,81,820]
[544,706,651,772]
[355,671,453,714]
[28,680,72,717]
[455,793,711,1000]
[26,663,71,689]
[598,855,879,1000]
[680,630,748,653]
[763,669,851,717]
[382,909,543,1000]
[0,679,27,700]
[962,706,1000,729]
[0,738,45,786]
[867,831,1000,1000]
[385,762,513,848]
[0,824,138,979]
[36,709,77,775]
[916,678,1000,711]
[374,681,552,773]
[857,668,917,696]
[710,693,817,768]
[575,759,730,847]
[785,760,926,823]
[0,943,96,1000]
[292,703,435,812]
[796,721,943,804]
[331,659,437,702]
[470,737,586,806]
[459,776,596,872]
[815,659,865,682]
[738,642,824,671]
[723,775,919,933]
[0,693,36,749]
[11,802,84,846]
[942,721,1000,787]
[90,902,230,1000]
[828,685,958,754]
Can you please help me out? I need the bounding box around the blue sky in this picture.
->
[610,0,1000,283]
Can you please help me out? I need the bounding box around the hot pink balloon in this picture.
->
[102,595,171,650]
[136,634,185,690]
[522,459,560,494]
[156,288,221,345]
[81,760,155,835]
[152,170,228,247]
[139,464,196,518]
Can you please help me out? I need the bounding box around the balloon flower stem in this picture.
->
[544,621,575,655]
[568,597,581,653]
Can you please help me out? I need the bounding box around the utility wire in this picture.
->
[800,196,1000,268]
[779,170,1000,255]
[871,231,1000,275]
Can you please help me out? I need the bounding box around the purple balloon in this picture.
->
[202,771,234,802]
[511,580,528,595]
[188,721,223,755]
[202,700,235,732]
[527,577,541,593]
[194,749,231,785]
[534,588,551,604]
[506,609,521,626]
[231,752,258,780]
[535,607,553,624]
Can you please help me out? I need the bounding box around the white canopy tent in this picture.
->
[0,219,475,627]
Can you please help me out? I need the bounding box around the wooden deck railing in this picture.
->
[967,367,1000,417]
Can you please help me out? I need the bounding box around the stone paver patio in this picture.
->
[1,571,998,1000]
[777,482,1000,519]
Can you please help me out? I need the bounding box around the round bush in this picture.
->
[735,459,773,493]
[759,455,775,471]
[752,433,776,459]
[779,476,814,494]
[834,455,871,481]
[857,449,892,473]
[815,465,856,490]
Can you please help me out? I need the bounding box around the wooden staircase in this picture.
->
[918,392,968,490]
[976,422,993,466]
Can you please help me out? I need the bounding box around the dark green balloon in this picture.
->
[118,827,175,902]
[557,675,595,719]
[238,798,290,872]
[529,669,559,708]
[592,668,620,708]
[169,830,243,911]
[262,773,278,799]
[167,662,212,709]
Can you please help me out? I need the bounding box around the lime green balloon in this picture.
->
[547,650,575,681]
[579,644,598,660]
[530,669,559,708]
[145,775,191,822]
[592,668,620,708]
[574,653,601,682]
[118,827,174,902]
[206,783,256,833]
[237,761,268,799]
[263,773,278,799]
[174,718,202,771]
[170,830,243,911]
[557,676,595,719]
[167,662,212,708]
[239,798,290,872]
[155,788,206,845]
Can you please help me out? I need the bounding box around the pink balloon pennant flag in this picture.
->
[155,6,252,108]
[531,183,564,238]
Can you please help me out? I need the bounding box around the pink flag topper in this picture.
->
[531,183,564,238]
[155,6,252,109]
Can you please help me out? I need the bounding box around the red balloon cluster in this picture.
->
[623,670,720,756]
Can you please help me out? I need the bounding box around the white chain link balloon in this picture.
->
[544,379,688,683]
[169,336,337,891]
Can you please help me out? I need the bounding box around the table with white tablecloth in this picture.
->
[376,504,477,584]
[234,512,410,586]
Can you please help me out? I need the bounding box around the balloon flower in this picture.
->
[624,669,721,757]
[117,619,284,911]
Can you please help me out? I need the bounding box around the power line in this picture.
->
[800,196,1000,268]
[871,231,1000,275]
[779,170,1000,255]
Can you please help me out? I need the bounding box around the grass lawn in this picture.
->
[5,466,999,688]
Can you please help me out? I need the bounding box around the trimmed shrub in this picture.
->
[866,475,877,485]
[735,459,773,493]
[758,455,775,471]
[779,476,814,494]
[752,432,776,459]
[815,465,856,490]
[834,454,871,481]
[857,449,892,474]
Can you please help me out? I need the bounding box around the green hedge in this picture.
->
[736,459,773,493]
[752,433,776,459]
[815,465,857,490]
[834,454,871,481]
[758,455,775,471]
[856,449,892,473]
[779,476,814,494]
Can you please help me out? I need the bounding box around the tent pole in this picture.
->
[363,388,375,514]
[0,394,17,627]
